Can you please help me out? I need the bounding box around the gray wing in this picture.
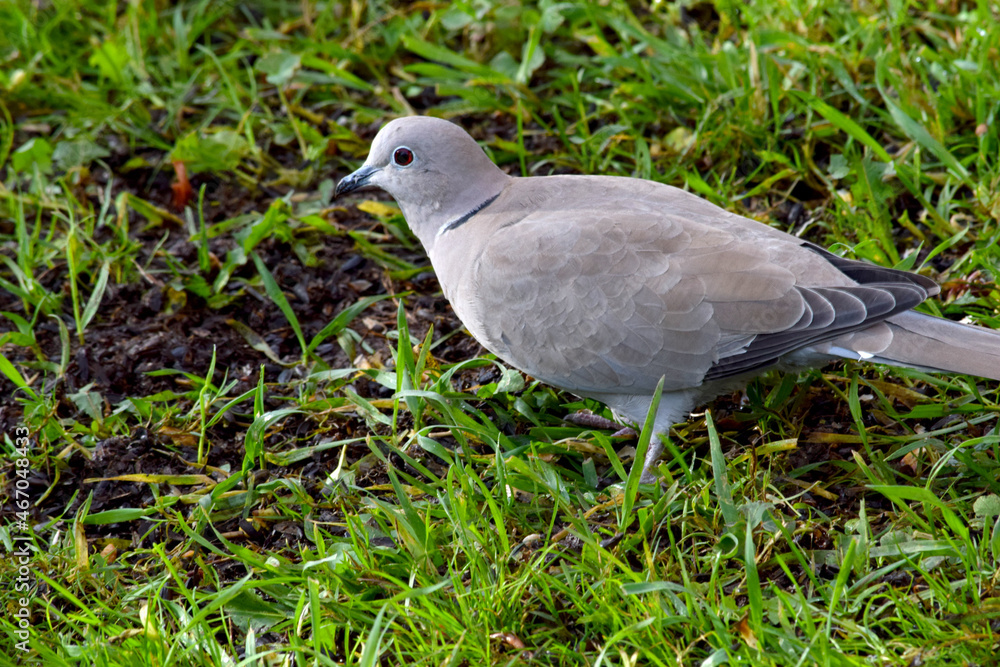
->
[703,244,937,379]
[466,205,935,395]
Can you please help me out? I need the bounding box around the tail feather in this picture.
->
[825,310,1000,381]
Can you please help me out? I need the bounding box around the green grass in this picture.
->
[2,0,1000,665]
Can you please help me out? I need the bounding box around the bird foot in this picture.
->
[565,411,622,431]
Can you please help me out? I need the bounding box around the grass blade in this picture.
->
[708,411,739,529]
[621,375,664,530]
[251,251,306,362]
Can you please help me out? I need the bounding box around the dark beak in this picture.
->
[334,165,379,199]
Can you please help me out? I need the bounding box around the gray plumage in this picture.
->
[335,116,1000,482]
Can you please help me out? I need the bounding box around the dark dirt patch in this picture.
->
[0,144,494,547]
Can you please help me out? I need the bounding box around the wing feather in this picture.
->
[451,178,935,394]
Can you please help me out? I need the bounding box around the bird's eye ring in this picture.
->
[393,147,414,167]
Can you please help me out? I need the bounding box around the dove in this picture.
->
[335,116,1000,483]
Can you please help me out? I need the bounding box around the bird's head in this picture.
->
[335,116,509,251]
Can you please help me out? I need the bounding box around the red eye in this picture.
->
[393,147,414,166]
